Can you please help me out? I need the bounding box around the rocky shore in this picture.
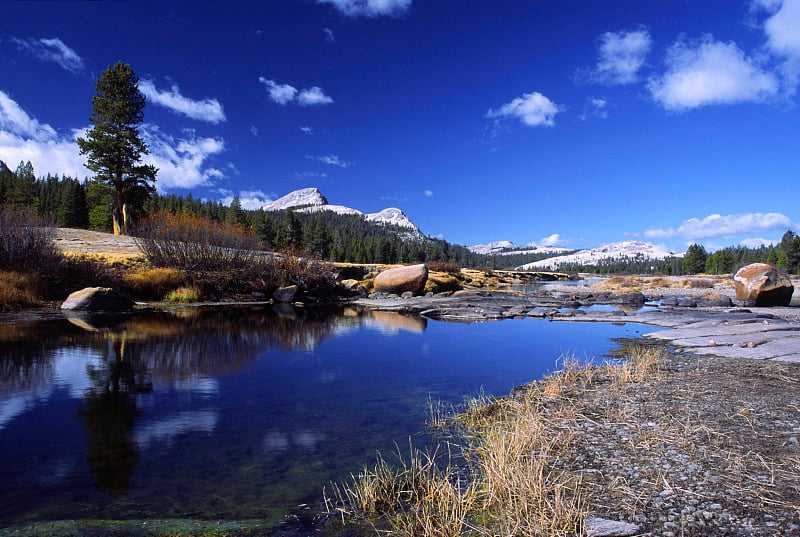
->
[331,282,800,537]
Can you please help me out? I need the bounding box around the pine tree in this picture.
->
[77,61,157,235]
[682,243,708,274]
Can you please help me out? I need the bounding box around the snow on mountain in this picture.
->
[365,208,416,230]
[468,241,571,256]
[517,241,681,270]
[262,187,327,211]
[468,241,516,254]
[497,246,572,257]
[296,204,363,216]
[263,188,424,237]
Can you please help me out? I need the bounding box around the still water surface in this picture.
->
[0,305,646,526]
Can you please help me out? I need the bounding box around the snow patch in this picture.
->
[518,240,681,270]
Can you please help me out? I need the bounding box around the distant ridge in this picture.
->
[516,240,682,270]
[262,187,424,238]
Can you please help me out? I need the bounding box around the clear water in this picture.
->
[0,306,647,527]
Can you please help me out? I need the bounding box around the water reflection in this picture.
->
[0,305,643,527]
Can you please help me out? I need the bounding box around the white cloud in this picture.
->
[755,0,800,93]
[424,189,433,197]
[592,29,652,85]
[323,28,336,42]
[296,171,328,179]
[11,37,85,72]
[0,89,226,189]
[486,91,562,127]
[307,154,354,167]
[250,125,259,136]
[316,0,411,17]
[648,36,778,110]
[298,87,334,106]
[0,89,89,177]
[259,77,333,106]
[141,125,226,190]
[299,126,314,134]
[139,80,225,123]
[259,77,298,105]
[221,189,273,210]
[579,97,608,120]
[740,237,778,248]
[528,233,566,248]
[644,212,793,240]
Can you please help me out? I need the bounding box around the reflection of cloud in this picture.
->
[262,429,326,452]
[134,410,218,449]
[263,431,290,452]
[0,347,102,429]
[172,377,219,395]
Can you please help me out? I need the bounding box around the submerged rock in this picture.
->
[61,287,134,311]
[734,263,794,306]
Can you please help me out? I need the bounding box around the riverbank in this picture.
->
[323,341,800,537]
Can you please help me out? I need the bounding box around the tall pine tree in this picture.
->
[77,62,157,235]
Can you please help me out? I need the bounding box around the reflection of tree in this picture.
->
[76,338,151,494]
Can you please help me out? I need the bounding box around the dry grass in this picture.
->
[0,271,44,310]
[164,286,201,303]
[123,267,188,299]
[328,346,665,536]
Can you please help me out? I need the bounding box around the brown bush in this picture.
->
[134,213,265,271]
[426,261,461,274]
[0,207,61,274]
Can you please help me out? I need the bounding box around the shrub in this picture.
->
[134,213,265,271]
[427,261,461,274]
[0,207,61,274]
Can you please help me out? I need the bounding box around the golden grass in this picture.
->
[330,346,664,536]
[62,251,145,268]
[164,286,201,303]
[123,267,187,299]
[0,271,44,310]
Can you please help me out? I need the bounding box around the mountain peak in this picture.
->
[263,187,328,211]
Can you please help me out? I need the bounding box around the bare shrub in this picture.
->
[0,207,61,274]
[134,213,264,271]
[427,261,461,274]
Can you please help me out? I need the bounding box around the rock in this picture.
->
[401,291,413,299]
[340,279,362,291]
[677,298,697,308]
[61,287,134,311]
[584,516,640,537]
[697,294,733,307]
[617,292,646,304]
[273,285,298,303]
[373,264,428,295]
[734,263,794,306]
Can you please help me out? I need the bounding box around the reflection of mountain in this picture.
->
[0,306,412,396]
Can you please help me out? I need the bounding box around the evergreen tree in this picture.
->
[682,243,708,274]
[77,61,157,235]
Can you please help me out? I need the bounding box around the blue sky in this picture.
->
[1,0,798,252]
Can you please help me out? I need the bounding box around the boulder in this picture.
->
[373,264,428,295]
[61,287,134,311]
[273,285,298,303]
[734,263,794,306]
